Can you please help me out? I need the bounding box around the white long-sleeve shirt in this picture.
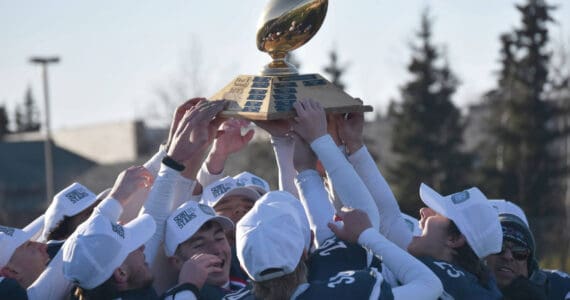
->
[310,135,380,231]
[359,228,443,300]
[348,145,413,250]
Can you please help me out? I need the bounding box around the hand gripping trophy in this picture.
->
[211,0,372,120]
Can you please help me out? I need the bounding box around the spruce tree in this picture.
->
[479,0,564,218]
[17,87,41,132]
[0,105,9,138]
[323,48,348,90]
[387,10,471,214]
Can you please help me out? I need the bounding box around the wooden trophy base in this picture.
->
[210,73,372,120]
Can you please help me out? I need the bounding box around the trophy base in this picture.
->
[210,73,373,120]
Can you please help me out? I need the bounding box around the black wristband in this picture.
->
[162,155,185,171]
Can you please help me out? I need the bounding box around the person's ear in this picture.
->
[113,266,128,284]
[446,234,467,249]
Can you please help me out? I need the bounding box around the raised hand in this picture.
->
[109,166,154,207]
[167,100,227,179]
[292,99,327,143]
[328,208,373,243]
[336,110,364,155]
[212,118,254,157]
[165,98,206,152]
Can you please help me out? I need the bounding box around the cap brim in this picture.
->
[123,214,156,254]
[211,215,234,231]
[24,214,45,239]
[419,183,453,219]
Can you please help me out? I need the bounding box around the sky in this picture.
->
[1,0,569,130]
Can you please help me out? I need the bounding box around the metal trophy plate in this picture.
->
[210,0,373,120]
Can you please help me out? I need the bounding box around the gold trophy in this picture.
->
[211,0,372,120]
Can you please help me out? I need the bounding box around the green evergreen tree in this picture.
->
[477,0,564,218]
[0,105,9,138]
[323,48,348,90]
[387,10,471,214]
[16,87,41,132]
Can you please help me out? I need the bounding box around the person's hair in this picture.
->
[174,220,217,259]
[71,276,118,300]
[252,260,307,300]
[447,221,489,285]
[48,216,74,241]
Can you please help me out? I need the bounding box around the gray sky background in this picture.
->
[1,1,569,129]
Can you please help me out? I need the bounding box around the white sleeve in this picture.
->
[27,250,72,300]
[93,197,123,222]
[270,136,298,198]
[143,145,167,178]
[310,135,380,230]
[348,146,413,249]
[196,162,225,190]
[141,164,195,265]
[295,169,336,247]
[358,228,443,300]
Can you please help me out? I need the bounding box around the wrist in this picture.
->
[162,155,185,172]
[346,142,364,155]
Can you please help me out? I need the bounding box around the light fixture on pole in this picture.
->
[29,56,60,206]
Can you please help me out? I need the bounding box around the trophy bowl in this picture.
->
[256,0,328,75]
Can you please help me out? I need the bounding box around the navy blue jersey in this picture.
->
[419,257,502,300]
[0,277,27,300]
[539,269,570,300]
[230,245,249,289]
[223,269,393,300]
[307,235,382,282]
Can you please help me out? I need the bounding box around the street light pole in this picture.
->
[30,56,60,205]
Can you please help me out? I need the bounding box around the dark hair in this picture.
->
[252,260,308,300]
[447,221,490,285]
[48,216,74,241]
[71,276,118,300]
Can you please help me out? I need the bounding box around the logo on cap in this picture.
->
[211,184,231,198]
[451,191,470,204]
[65,188,89,204]
[0,226,15,237]
[111,223,125,239]
[174,208,197,229]
[198,204,215,216]
[250,177,265,188]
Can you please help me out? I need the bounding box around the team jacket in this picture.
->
[418,257,502,300]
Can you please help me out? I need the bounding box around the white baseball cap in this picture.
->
[0,215,45,268]
[62,213,156,289]
[401,213,422,237]
[489,199,529,227]
[164,201,234,257]
[42,183,98,241]
[201,172,270,208]
[419,183,502,258]
[236,191,310,282]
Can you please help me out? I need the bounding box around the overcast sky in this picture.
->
[1,0,569,130]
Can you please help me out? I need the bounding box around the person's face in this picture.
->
[123,245,153,290]
[214,195,255,225]
[486,240,530,288]
[4,241,49,288]
[176,221,231,286]
[407,207,452,259]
